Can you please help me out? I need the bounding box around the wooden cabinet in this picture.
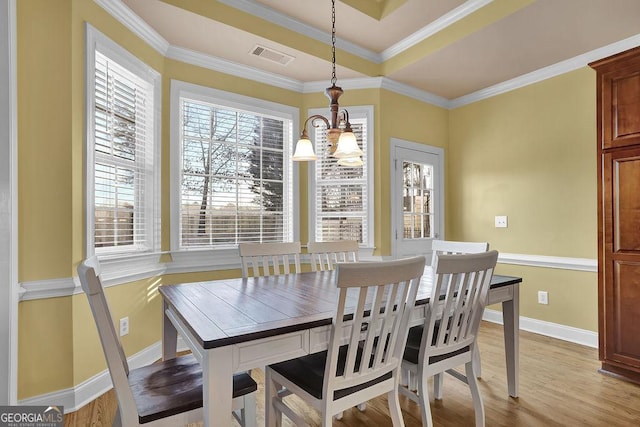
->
[591,47,640,384]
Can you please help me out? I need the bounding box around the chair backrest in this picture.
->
[421,250,499,360]
[430,239,489,268]
[307,240,359,272]
[324,256,426,397]
[77,256,138,423]
[239,242,302,278]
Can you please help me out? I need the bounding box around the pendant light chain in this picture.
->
[331,0,337,86]
[293,0,363,166]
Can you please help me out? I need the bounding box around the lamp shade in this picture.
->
[292,138,317,161]
[337,156,363,167]
[333,131,363,159]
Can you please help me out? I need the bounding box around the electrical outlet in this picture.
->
[537,291,548,305]
[495,215,508,228]
[119,317,129,336]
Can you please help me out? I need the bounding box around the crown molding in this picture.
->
[222,0,495,66]
[303,76,451,109]
[302,77,385,93]
[166,46,304,92]
[302,77,381,93]
[381,0,494,60]
[91,3,640,110]
[218,0,380,63]
[93,0,169,54]
[450,33,640,108]
[379,77,451,109]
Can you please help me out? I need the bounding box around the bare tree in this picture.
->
[181,102,287,244]
[182,103,238,235]
[248,117,284,212]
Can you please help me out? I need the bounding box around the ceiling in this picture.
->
[118,0,640,103]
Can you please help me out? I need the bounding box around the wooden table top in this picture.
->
[159,270,522,350]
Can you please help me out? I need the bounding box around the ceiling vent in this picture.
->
[250,45,294,66]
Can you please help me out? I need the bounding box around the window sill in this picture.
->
[21,247,379,301]
[97,252,166,287]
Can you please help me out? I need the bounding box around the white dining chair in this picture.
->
[265,256,426,427]
[78,256,257,427]
[307,240,359,272]
[430,239,489,268]
[399,250,498,427]
[307,239,363,419]
[239,241,302,278]
[404,239,490,393]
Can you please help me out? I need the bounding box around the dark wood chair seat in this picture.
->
[269,345,392,401]
[399,251,499,427]
[403,323,470,365]
[77,256,258,426]
[129,354,257,424]
[265,256,427,426]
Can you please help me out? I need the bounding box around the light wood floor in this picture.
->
[64,321,640,426]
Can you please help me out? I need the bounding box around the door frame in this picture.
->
[1,0,19,405]
[389,138,445,259]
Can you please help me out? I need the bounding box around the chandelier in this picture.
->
[291,0,363,166]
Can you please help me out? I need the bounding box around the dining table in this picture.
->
[159,267,522,427]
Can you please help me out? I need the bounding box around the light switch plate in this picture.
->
[495,215,508,228]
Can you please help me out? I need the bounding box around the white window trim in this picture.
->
[169,80,300,258]
[307,105,375,250]
[84,24,161,259]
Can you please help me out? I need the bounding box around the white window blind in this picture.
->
[178,98,293,248]
[92,51,155,253]
[313,116,369,244]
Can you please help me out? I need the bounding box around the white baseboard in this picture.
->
[19,337,189,413]
[483,309,598,348]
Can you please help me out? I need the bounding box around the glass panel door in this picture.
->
[392,142,443,259]
[403,161,434,240]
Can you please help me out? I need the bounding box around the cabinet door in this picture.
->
[601,65,640,149]
[602,147,640,369]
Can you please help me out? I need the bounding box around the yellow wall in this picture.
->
[17,0,74,401]
[16,0,448,398]
[377,90,449,256]
[18,0,74,281]
[497,264,597,331]
[18,297,73,398]
[15,0,599,401]
[71,276,165,385]
[448,67,598,329]
[16,0,170,399]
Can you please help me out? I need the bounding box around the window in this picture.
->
[310,106,374,248]
[86,26,160,256]
[171,81,296,250]
[402,161,434,239]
